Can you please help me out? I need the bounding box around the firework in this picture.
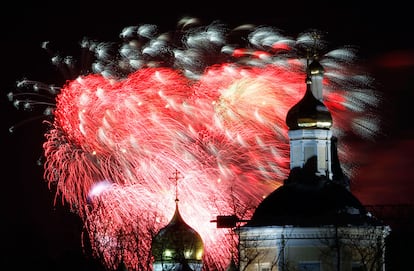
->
[9,17,382,271]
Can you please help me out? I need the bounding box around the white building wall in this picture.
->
[238,226,389,271]
[288,129,333,179]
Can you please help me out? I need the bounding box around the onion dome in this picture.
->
[285,74,332,130]
[246,151,385,227]
[309,57,324,76]
[151,200,204,268]
[246,175,384,227]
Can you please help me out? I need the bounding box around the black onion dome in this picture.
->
[309,58,324,76]
[151,202,204,263]
[246,177,383,227]
[285,78,332,130]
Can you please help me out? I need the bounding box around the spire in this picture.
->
[308,33,324,100]
[309,53,324,101]
[169,169,182,202]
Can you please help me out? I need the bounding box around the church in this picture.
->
[150,56,391,271]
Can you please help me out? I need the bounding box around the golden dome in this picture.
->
[285,76,332,130]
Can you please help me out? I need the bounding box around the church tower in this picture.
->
[237,56,390,271]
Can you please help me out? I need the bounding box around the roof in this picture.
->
[246,169,385,227]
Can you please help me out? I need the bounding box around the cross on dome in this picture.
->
[169,169,183,202]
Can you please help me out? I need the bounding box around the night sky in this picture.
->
[2,1,413,270]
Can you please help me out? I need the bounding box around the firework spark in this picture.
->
[10,17,382,271]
